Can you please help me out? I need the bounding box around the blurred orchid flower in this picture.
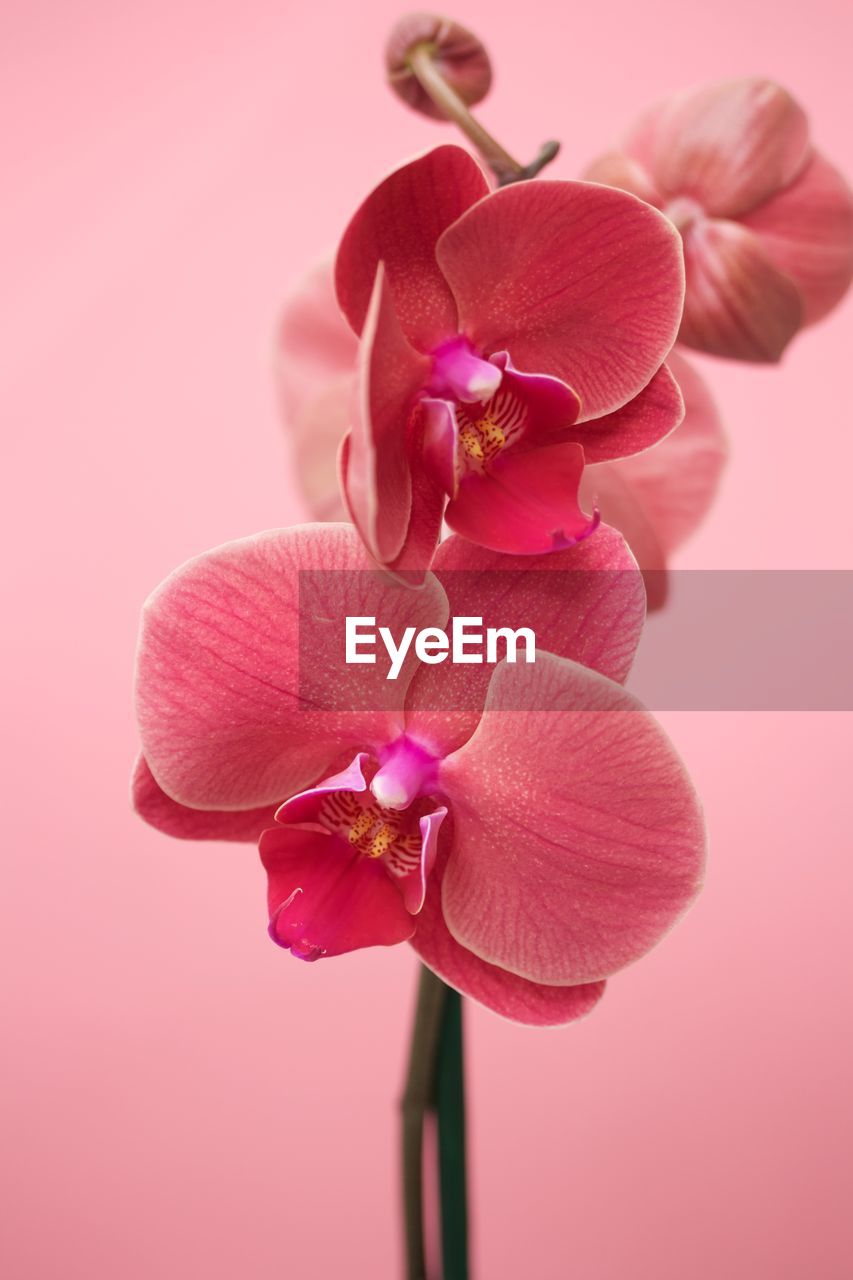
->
[133,524,705,1025]
[331,144,685,573]
[585,78,853,362]
[276,266,726,607]
[581,350,727,608]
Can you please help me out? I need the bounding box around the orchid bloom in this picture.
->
[580,350,727,608]
[332,144,686,574]
[277,266,726,609]
[585,77,853,362]
[133,524,705,1026]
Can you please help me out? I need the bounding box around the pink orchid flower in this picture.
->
[580,350,727,608]
[133,524,705,1026]
[585,77,853,362]
[331,144,686,574]
[277,265,726,609]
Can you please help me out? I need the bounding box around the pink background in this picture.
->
[3,1,852,1276]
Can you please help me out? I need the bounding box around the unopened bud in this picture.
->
[385,13,492,120]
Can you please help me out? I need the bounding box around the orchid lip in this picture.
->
[429,336,502,404]
[261,745,448,959]
[551,506,601,551]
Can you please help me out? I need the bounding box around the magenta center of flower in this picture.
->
[372,734,440,808]
[429,336,503,404]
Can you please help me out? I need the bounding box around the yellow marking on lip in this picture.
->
[460,416,506,463]
[348,811,374,846]
[368,824,397,859]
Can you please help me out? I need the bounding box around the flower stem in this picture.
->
[407,43,559,187]
[401,966,469,1278]
[435,986,468,1279]
[401,966,447,1278]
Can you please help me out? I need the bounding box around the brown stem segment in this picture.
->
[400,965,448,1279]
[407,42,558,186]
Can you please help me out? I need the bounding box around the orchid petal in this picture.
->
[436,180,684,418]
[434,524,645,678]
[584,351,727,559]
[445,440,596,556]
[580,353,726,610]
[276,261,356,522]
[335,146,488,349]
[135,524,448,810]
[274,752,371,824]
[439,654,706,986]
[679,219,803,361]
[260,827,415,959]
[582,152,662,205]
[132,755,278,842]
[404,524,647,756]
[340,426,446,582]
[566,363,683,462]
[578,467,669,611]
[628,78,811,219]
[490,351,581,436]
[740,150,853,325]
[403,806,448,915]
[411,850,606,1026]
[344,264,432,567]
[421,397,459,497]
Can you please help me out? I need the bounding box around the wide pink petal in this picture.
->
[581,152,662,205]
[286,377,352,521]
[580,353,726,609]
[445,440,597,555]
[411,849,606,1026]
[344,264,432,567]
[626,78,811,219]
[589,351,727,556]
[567,363,683,462]
[403,524,647,756]
[578,467,669,611]
[260,826,414,960]
[276,259,356,521]
[434,523,645,675]
[439,654,706,986]
[334,146,489,349]
[740,149,853,325]
[135,525,448,810]
[276,258,358,429]
[678,218,803,361]
[436,179,684,418]
[132,755,278,842]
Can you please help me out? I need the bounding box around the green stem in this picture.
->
[401,968,470,1279]
[401,966,447,1279]
[434,987,468,1279]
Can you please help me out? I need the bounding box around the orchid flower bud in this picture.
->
[386,13,492,120]
[585,78,853,362]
